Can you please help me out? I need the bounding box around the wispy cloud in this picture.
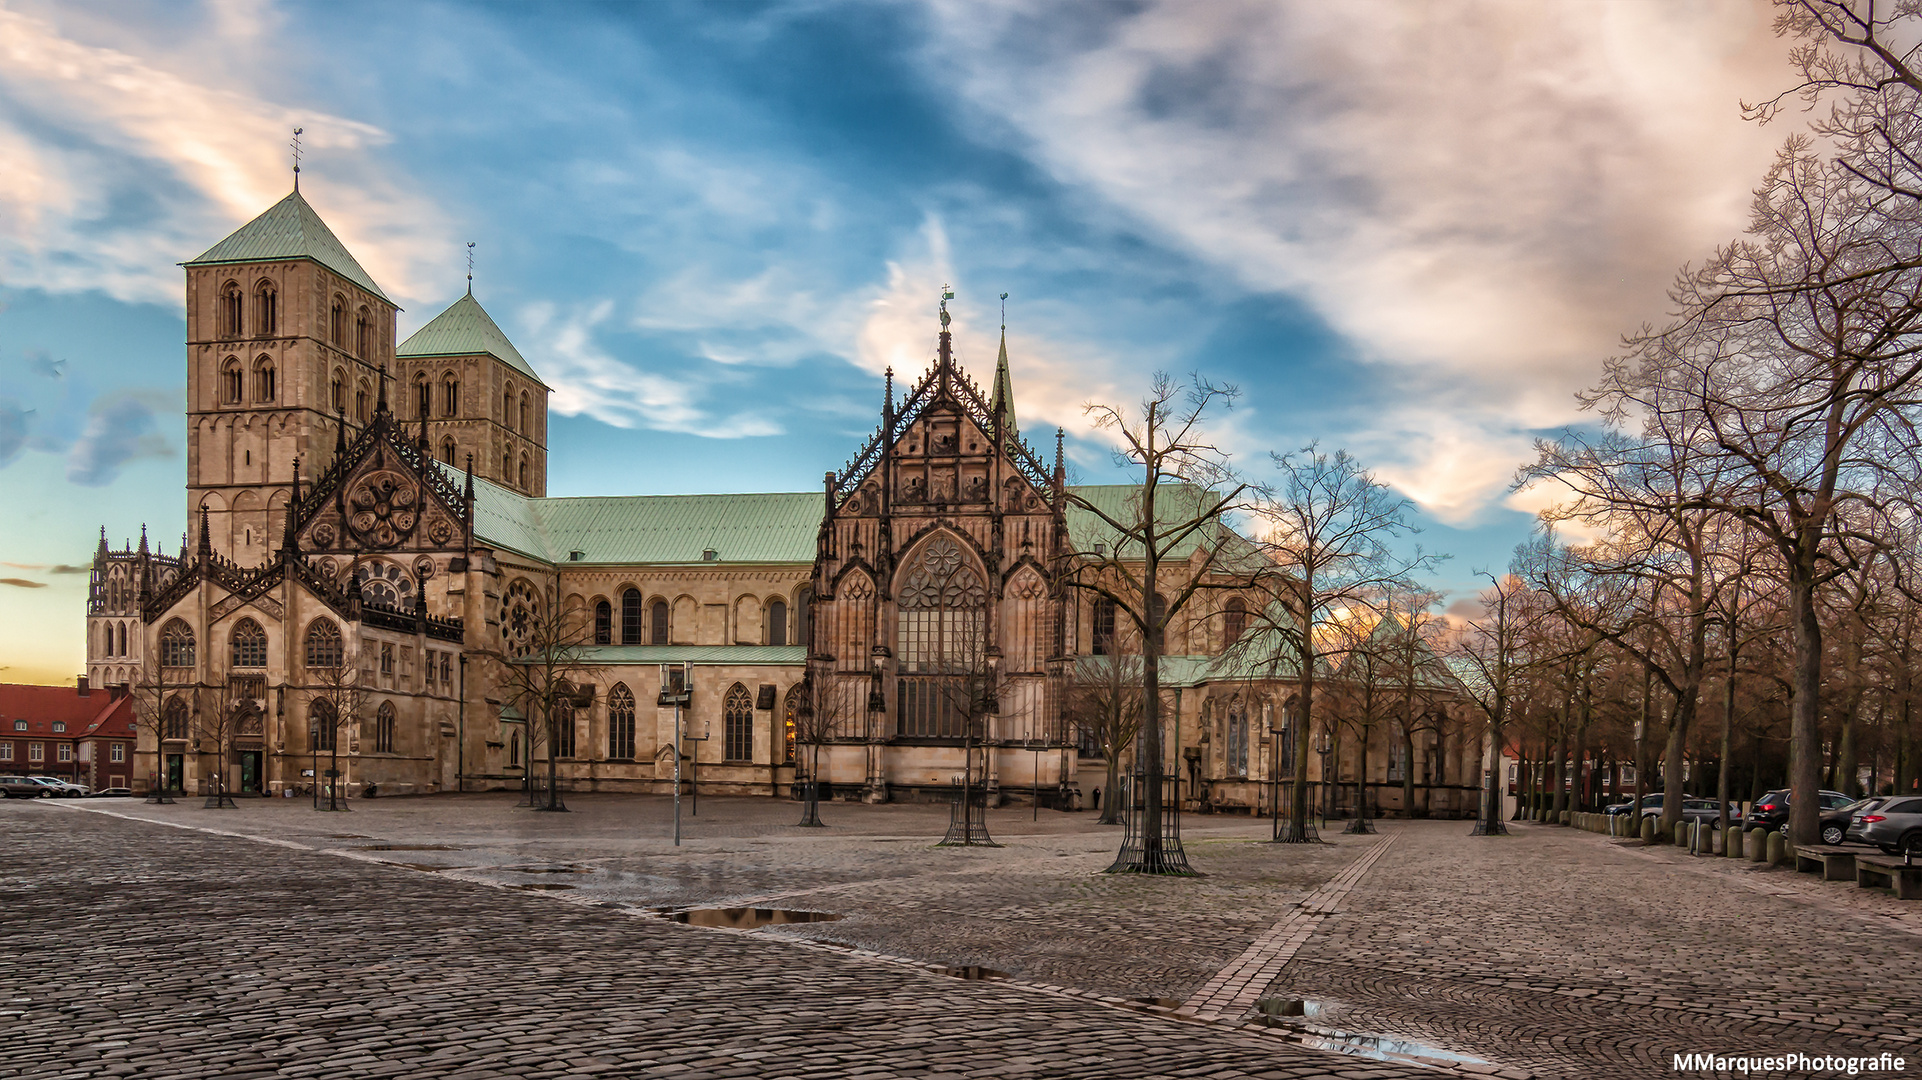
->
[0,398,31,466]
[921,0,1793,519]
[67,391,173,485]
[0,5,448,304]
[0,578,46,589]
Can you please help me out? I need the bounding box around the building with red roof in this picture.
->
[0,678,137,791]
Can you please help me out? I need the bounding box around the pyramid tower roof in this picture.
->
[397,292,545,386]
[185,190,389,301]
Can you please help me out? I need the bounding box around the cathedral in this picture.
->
[88,186,1480,816]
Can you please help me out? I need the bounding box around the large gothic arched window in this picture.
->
[896,535,986,739]
[724,683,754,762]
[375,701,396,754]
[305,619,343,669]
[159,619,196,668]
[162,695,190,740]
[230,618,267,669]
[607,683,636,760]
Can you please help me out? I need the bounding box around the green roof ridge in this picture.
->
[186,190,389,301]
[398,292,545,386]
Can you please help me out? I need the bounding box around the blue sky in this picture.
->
[0,0,1799,682]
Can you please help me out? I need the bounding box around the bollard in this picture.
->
[1674,821,1688,848]
[1642,816,1656,843]
[1748,828,1769,863]
[1561,810,1571,826]
[1767,830,1788,866]
[1727,826,1743,859]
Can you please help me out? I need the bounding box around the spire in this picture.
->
[937,286,954,396]
[463,453,475,503]
[291,127,303,192]
[883,367,894,430]
[97,526,109,556]
[282,458,302,556]
[991,294,1017,443]
[466,241,475,297]
[136,524,148,557]
[335,405,347,456]
[376,362,389,415]
[196,505,212,559]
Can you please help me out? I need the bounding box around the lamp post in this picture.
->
[661,663,692,846]
[1268,702,1287,841]
[686,721,711,817]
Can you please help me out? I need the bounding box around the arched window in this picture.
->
[724,683,753,762]
[330,369,345,413]
[594,599,612,645]
[503,387,515,429]
[222,358,244,404]
[355,382,369,423]
[1092,597,1116,656]
[553,700,575,758]
[650,599,669,645]
[1223,597,1247,647]
[230,618,266,668]
[255,356,276,402]
[1226,698,1248,778]
[159,619,195,668]
[767,599,788,646]
[355,308,371,358]
[163,695,190,740]
[415,375,431,419]
[375,701,396,754]
[896,535,987,739]
[796,585,812,651]
[255,281,277,336]
[310,698,337,752]
[782,684,801,763]
[620,589,643,644]
[220,281,244,337]
[441,437,457,465]
[519,454,529,490]
[508,731,522,767]
[607,683,636,760]
[304,619,343,669]
[520,392,529,434]
[442,374,459,417]
[118,622,128,656]
[330,298,345,344]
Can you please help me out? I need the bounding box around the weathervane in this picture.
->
[940,284,953,329]
[466,242,476,295]
[291,127,304,190]
[1000,291,1008,329]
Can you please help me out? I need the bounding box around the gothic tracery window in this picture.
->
[896,536,987,739]
[607,683,636,760]
[1092,597,1116,656]
[310,698,337,751]
[1224,597,1247,647]
[160,619,196,668]
[375,701,396,754]
[162,695,189,740]
[305,619,343,669]
[724,682,754,762]
[502,578,539,657]
[230,618,267,669]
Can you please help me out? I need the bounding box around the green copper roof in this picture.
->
[398,292,545,386]
[457,471,822,565]
[186,190,389,301]
[1064,484,1261,566]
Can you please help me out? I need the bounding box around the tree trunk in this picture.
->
[1788,576,1824,847]
[1400,724,1416,819]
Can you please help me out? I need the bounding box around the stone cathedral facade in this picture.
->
[89,187,1479,815]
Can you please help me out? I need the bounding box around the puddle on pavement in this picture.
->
[1246,999,1485,1067]
[510,883,577,891]
[1131,998,1185,1010]
[503,866,591,874]
[325,834,372,840]
[661,907,843,929]
[387,863,471,873]
[358,844,467,852]
[936,965,1009,981]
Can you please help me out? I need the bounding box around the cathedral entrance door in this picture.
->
[238,751,263,795]
[165,754,184,794]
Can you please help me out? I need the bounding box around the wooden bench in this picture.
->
[1794,848,1857,881]
[1855,855,1922,900]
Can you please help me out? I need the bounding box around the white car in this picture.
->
[27,776,88,798]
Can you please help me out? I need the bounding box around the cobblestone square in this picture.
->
[4,797,1920,1079]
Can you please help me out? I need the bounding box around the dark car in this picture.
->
[1822,797,1889,846]
[1678,799,1743,831]
[89,787,135,798]
[1849,797,1922,856]
[0,775,50,798]
[1605,793,1691,818]
[1746,788,1854,832]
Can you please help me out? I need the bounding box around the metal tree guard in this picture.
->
[1107,773,1196,874]
[939,777,999,846]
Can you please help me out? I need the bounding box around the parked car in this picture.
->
[1822,797,1889,846]
[1604,793,1691,818]
[1746,788,1854,832]
[1848,797,1922,856]
[1678,799,1743,830]
[89,787,135,798]
[29,776,89,798]
[0,775,50,798]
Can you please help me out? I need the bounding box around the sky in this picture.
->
[0,0,1805,683]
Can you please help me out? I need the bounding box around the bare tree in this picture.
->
[1070,653,1146,826]
[1236,445,1437,842]
[1060,373,1250,874]
[494,596,600,813]
[305,643,371,812]
[192,679,249,809]
[127,650,178,804]
[1451,569,1551,836]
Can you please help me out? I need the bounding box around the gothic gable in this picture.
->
[296,405,471,558]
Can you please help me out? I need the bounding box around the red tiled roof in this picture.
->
[0,683,134,740]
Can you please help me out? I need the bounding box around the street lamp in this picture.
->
[660,663,692,846]
[1314,728,1333,827]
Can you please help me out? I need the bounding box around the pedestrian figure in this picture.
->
[1092,787,1101,812]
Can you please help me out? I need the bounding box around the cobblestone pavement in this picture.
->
[1259,821,1922,1079]
[0,804,1441,1080]
[10,796,1922,1078]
